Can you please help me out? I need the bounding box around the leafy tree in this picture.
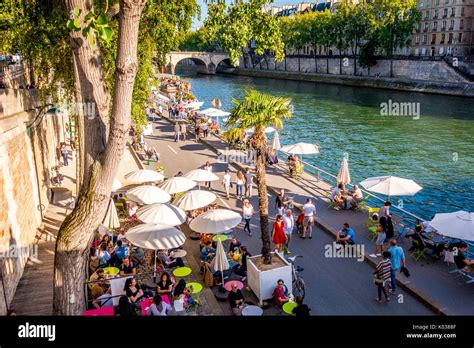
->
[280,14,306,72]
[225,90,292,265]
[317,10,334,74]
[204,0,285,67]
[358,39,378,75]
[372,0,420,77]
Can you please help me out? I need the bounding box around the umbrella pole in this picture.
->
[221,270,225,291]
[153,250,157,284]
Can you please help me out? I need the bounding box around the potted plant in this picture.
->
[225,89,293,304]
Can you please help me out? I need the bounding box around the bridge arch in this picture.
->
[165,51,231,75]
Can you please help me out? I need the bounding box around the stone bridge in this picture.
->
[164,51,231,75]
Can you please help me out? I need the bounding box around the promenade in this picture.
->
[139,113,454,315]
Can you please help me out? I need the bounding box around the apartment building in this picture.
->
[412,0,473,57]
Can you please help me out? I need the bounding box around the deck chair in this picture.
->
[354,196,369,212]
[410,239,427,261]
[326,191,336,209]
[367,223,378,241]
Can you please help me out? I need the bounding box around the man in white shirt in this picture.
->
[282,209,294,254]
[301,198,316,239]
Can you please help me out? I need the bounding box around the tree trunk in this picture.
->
[254,138,271,265]
[390,56,394,78]
[326,46,329,74]
[313,46,318,73]
[53,0,146,315]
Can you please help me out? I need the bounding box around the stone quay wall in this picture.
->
[0,89,67,314]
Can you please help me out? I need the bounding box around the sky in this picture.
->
[191,0,324,30]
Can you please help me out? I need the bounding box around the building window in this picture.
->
[460,19,464,29]
[433,21,438,30]
[434,9,439,18]
[458,33,462,43]
[448,33,453,43]
[439,46,445,55]
[425,22,430,31]
[461,7,464,16]
[442,20,447,30]
[451,8,455,17]
[441,33,446,43]
[431,34,437,44]
[435,0,440,5]
[450,19,455,30]
[425,10,430,19]
[443,8,448,17]
[416,36,421,44]
[419,1,424,7]
[423,35,428,43]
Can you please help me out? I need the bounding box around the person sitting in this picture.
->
[233,246,251,280]
[156,272,175,301]
[228,237,242,255]
[454,243,474,275]
[114,240,129,265]
[94,243,112,268]
[288,155,297,176]
[91,284,113,309]
[292,296,311,316]
[146,147,160,162]
[147,294,172,316]
[88,268,105,289]
[173,279,196,309]
[158,249,184,269]
[119,257,136,276]
[273,279,290,307]
[199,234,212,250]
[295,211,305,234]
[118,295,137,316]
[227,282,245,315]
[124,278,144,306]
[200,241,216,262]
[336,223,355,247]
[406,226,426,252]
[350,185,364,208]
[329,183,345,209]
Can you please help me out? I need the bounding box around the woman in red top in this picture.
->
[272,214,287,252]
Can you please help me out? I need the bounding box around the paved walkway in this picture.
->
[140,115,440,315]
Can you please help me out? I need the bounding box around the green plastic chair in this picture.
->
[326,191,336,209]
[367,224,378,241]
[410,239,427,261]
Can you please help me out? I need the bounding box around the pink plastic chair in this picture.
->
[140,298,153,316]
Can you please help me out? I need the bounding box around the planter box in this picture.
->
[247,252,292,306]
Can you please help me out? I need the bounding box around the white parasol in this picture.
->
[175,190,217,211]
[189,208,242,234]
[102,199,120,229]
[127,185,171,205]
[136,203,186,226]
[272,131,281,150]
[124,169,164,184]
[428,211,474,242]
[183,169,219,183]
[360,175,422,197]
[337,157,351,185]
[160,176,197,194]
[210,238,230,288]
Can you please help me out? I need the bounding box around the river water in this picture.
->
[180,73,474,221]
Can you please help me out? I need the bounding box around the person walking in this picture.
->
[201,120,209,138]
[60,143,69,166]
[388,239,406,294]
[203,161,213,189]
[174,122,180,142]
[180,122,187,141]
[370,224,386,258]
[301,198,316,239]
[222,170,232,200]
[244,167,253,198]
[374,251,392,303]
[271,214,287,253]
[275,189,290,216]
[242,199,254,236]
[379,202,394,239]
[282,209,294,255]
[235,170,245,200]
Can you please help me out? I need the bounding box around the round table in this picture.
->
[173,266,192,278]
[242,305,263,316]
[186,282,203,294]
[212,234,228,242]
[282,301,298,316]
[171,249,187,258]
[224,280,244,292]
[102,267,120,278]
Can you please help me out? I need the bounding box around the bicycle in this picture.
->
[286,255,305,300]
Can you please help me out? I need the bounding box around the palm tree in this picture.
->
[225,89,292,264]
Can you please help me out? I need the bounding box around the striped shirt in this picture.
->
[375,259,392,281]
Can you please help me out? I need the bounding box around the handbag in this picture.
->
[373,277,384,285]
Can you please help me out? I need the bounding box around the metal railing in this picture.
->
[275,151,429,230]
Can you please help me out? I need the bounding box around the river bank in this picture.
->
[225,68,474,97]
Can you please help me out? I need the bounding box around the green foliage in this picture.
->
[1,0,74,101]
[359,40,378,68]
[225,89,292,144]
[179,28,219,52]
[204,0,285,66]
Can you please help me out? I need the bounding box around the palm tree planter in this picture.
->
[225,89,293,304]
[247,252,292,305]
